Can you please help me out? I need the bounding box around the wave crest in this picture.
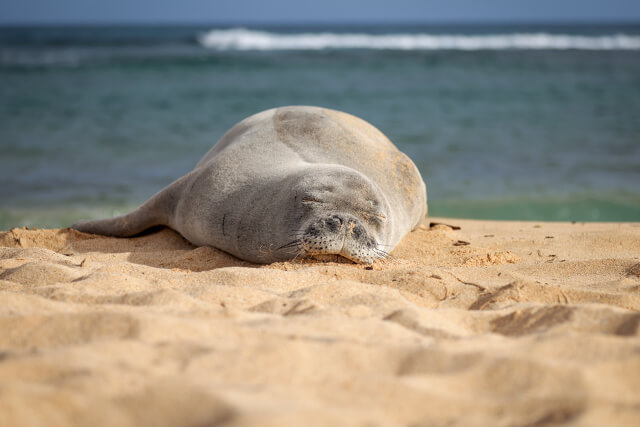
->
[197,28,640,51]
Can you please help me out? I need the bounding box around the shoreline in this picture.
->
[1,217,639,426]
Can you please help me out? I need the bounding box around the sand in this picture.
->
[0,217,639,426]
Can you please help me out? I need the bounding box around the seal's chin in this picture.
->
[299,214,383,264]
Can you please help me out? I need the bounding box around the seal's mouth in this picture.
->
[277,213,388,264]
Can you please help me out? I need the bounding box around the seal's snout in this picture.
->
[300,213,382,264]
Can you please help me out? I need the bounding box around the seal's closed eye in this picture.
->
[372,213,387,222]
[302,196,324,204]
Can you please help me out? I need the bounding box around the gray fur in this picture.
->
[72,106,427,264]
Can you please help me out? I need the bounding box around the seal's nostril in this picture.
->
[352,225,363,238]
[325,216,342,232]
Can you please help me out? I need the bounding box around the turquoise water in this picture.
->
[1,24,640,229]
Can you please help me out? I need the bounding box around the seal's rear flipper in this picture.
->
[71,171,194,238]
[71,208,163,237]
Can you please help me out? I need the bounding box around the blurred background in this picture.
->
[1,0,640,228]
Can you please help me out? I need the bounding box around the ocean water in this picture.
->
[1,24,640,229]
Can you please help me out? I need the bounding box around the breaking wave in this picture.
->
[198,28,640,51]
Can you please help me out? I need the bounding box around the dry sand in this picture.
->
[0,218,639,426]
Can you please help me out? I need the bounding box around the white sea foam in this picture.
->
[198,28,640,51]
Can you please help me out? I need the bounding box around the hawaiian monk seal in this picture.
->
[72,106,427,264]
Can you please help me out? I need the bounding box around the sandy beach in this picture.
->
[1,217,639,426]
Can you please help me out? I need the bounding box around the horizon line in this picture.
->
[1,19,640,28]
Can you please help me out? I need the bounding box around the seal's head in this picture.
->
[276,165,392,264]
